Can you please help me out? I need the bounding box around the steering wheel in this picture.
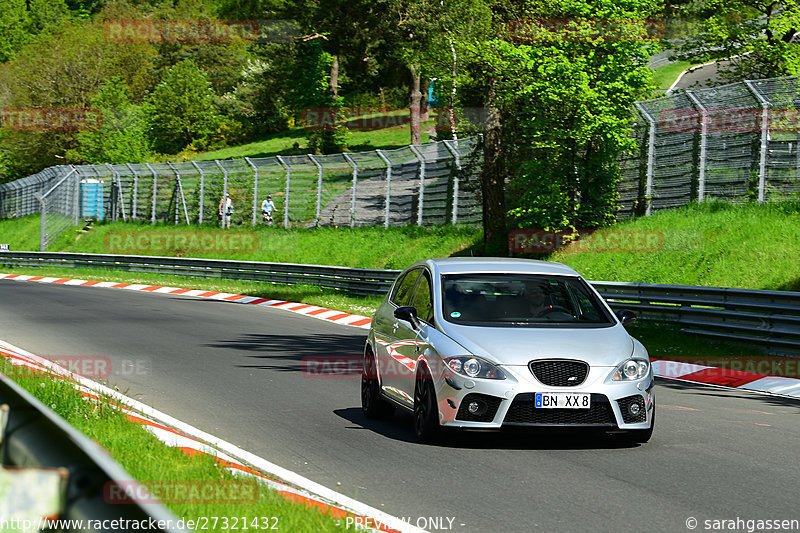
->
[535,306,572,318]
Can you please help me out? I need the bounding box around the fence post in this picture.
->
[72,166,81,226]
[245,157,258,227]
[145,163,158,224]
[214,160,228,228]
[190,161,205,224]
[167,162,189,225]
[125,163,138,219]
[308,154,323,227]
[342,153,358,228]
[106,163,127,222]
[276,156,290,229]
[442,139,461,224]
[36,193,45,252]
[409,145,426,226]
[744,80,769,203]
[375,150,392,228]
[685,90,707,202]
[634,102,656,215]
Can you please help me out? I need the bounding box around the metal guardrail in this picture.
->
[0,373,186,531]
[593,281,800,354]
[0,251,400,296]
[1,251,799,353]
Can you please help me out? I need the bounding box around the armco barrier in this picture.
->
[1,251,799,353]
[0,373,186,531]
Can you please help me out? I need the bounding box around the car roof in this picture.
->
[420,257,580,276]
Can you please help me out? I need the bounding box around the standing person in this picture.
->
[218,194,233,229]
[260,194,276,225]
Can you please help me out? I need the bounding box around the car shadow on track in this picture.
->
[333,407,643,450]
[202,333,366,373]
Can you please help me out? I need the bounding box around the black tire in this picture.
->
[621,404,655,444]
[413,366,440,444]
[361,348,394,419]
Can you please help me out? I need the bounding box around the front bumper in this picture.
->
[435,364,655,431]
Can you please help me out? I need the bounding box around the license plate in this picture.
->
[535,393,591,409]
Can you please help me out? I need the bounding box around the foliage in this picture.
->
[66,77,153,164]
[470,0,659,231]
[673,0,800,81]
[148,59,224,154]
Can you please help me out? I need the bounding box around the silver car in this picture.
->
[362,258,655,443]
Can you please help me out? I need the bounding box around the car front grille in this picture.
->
[529,360,589,387]
[617,394,647,424]
[455,393,503,422]
[503,393,616,427]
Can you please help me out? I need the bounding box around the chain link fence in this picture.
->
[618,75,800,219]
[0,137,483,250]
[6,75,800,250]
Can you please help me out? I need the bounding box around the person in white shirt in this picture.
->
[218,194,233,228]
[260,194,276,225]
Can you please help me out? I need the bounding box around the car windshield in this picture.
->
[442,273,614,326]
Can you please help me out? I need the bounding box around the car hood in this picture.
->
[440,323,634,367]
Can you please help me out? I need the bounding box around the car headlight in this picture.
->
[445,356,506,380]
[610,358,650,381]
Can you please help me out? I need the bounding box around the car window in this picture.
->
[442,273,613,327]
[391,268,422,306]
[409,271,433,324]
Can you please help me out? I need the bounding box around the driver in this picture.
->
[522,280,553,318]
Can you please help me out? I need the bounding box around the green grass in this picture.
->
[550,201,800,291]
[183,121,433,162]
[651,60,696,92]
[4,218,482,270]
[0,358,350,531]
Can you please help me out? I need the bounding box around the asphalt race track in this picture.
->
[1,279,799,533]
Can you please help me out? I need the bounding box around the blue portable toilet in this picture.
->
[81,179,104,220]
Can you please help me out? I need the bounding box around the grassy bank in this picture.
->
[552,201,800,291]
[0,357,349,531]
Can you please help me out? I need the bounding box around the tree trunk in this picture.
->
[481,77,506,249]
[329,54,339,101]
[409,63,422,146]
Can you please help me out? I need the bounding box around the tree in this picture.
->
[148,59,223,154]
[673,0,800,81]
[67,77,153,164]
[463,0,658,247]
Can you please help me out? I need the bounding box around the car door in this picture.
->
[393,269,435,403]
[373,268,422,407]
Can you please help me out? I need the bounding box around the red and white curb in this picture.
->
[0,273,372,329]
[653,359,800,399]
[0,340,424,533]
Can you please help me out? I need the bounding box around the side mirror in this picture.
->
[394,306,419,328]
[615,309,637,326]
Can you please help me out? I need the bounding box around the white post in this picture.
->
[276,156,291,229]
[443,139,461,224]
[191,161,205,224]
[308,154,323,227]
[376,150,392,228]
[342,153,358,228]
[634,102,656,215]
[685,90,708,202]
[409,145,426,225]
[744,80,769,203]
[245,157,259,227]
[215,160,229,228]
[145,163,158,224]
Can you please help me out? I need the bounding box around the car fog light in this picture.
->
[629,402,641,416]
[467,400,486,416]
